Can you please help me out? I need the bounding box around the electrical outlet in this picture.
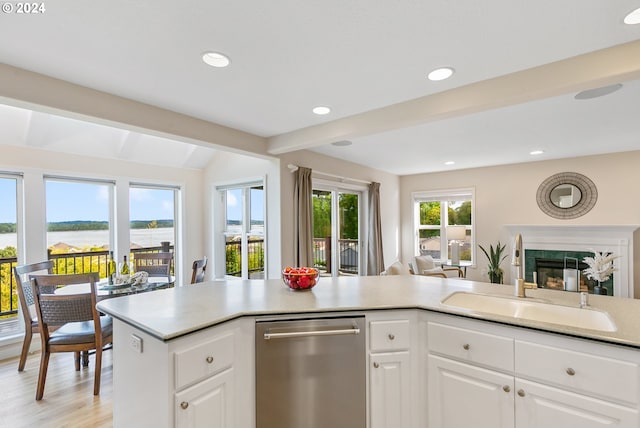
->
[130,334,143,353]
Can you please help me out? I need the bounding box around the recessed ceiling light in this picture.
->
[574,83,623,100]
[312,106,331,115]
[202,52,230,68]
[332,140,352,147]
[624,7,640,24]
[444,161,455,165]
[530,150,544,156]
[428,67,455,81]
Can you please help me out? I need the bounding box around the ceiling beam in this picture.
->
[0,64,269,157]
[266,39,640,155]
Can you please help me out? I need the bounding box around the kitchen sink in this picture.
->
[441,292,617,332]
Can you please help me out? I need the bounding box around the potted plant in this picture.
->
[479,242,507,284]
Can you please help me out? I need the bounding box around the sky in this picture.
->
[1,178,264,225]
[0,177,175,223]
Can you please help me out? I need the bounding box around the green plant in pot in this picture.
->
[479,242,507,284]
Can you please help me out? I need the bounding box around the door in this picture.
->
[312,186,362,276]
[370,351,411,428]
[428,355,514,428]
[515,378,639,428]
[175,368,235,428]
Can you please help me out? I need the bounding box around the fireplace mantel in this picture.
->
[505,225,639,298]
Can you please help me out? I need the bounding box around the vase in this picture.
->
[593,281,608,295]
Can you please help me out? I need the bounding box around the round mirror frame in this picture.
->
[536,172,597,219]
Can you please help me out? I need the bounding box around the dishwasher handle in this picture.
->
[263,326,360,340]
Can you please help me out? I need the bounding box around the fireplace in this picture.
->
[506,225,637,298]
[526,250,612,295]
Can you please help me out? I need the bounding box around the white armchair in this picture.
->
[409,255,464,278]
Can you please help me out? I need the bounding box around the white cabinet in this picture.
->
[428,355,514,428]
[425,313,640,428]
[370,351,411,428]
[367,311,419,428]
[175,368,235,428]
[110,317,253,428]
[515,378,638,428]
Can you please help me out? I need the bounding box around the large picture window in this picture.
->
[45,177,114,277]
[413,188,475,265]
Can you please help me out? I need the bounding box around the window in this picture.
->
[0,174,21,335]
[313,182,364,277]
[413,188,474,264]
[129,184,178,276]
[129,184,177,251]
[45,177,114,276]
[219,182,265,279]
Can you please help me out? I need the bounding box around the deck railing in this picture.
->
[313,238,359,275]
[0,245,174,319]
[225,239,265,278]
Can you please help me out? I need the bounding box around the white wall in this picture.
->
[400,150,640,284]
[0,144,204,286]
[278,150,401,272]
[203,151,281,279]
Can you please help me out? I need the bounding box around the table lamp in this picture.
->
[447,225,466,265]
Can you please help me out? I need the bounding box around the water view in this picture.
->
[0,228,175,251]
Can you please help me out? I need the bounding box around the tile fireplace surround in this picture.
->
[505,225,639,298]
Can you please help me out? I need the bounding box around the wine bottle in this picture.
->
[120,255,130,276]
[107,251,116,285]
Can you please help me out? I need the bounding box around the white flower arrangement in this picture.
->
[582,250,618,282]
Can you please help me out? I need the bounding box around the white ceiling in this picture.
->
[1,1,639,174]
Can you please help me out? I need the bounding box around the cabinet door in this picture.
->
[175,368,235,428]
[428,355,514,428]
[370,351,411,428]
[515,378,639,428]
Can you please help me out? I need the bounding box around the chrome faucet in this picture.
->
[513,233,526,297]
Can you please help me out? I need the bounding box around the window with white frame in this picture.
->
[0,173,22,336]
[413,188,475,265]
[218,181,265,279]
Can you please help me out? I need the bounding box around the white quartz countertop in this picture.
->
[96,275,640,347]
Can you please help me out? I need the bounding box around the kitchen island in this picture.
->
[97,275,640,428]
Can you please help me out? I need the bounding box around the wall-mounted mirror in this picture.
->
[536,172,597,219]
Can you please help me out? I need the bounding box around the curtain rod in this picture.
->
[287,164,372,185]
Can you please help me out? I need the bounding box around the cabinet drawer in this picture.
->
[428,322,514,371]
[370,320,410,352]
[515,340,638,404]
[175,332,234,390]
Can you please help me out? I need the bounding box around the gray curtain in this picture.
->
[294,167,314,267]
[367,182,385,275]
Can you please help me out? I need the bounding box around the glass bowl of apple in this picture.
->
[282,267,319,291]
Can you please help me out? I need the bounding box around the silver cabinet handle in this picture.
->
[388,333,395,340]
[206,356,214,364]
[373,362,380,368]
[180,402,189,410]
[503,385,511,393]
[517,389,525,397]
[566,368,576,376]
[264,327,360,340]
[462,343,470,350]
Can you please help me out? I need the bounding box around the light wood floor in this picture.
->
[0,350,113,428]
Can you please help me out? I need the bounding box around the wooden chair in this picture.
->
[30,272,112,400]
[13,260,54,372]
[133,252,173,283]
[190,256,208,284]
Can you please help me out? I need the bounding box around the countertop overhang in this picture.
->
[96,275,640,347]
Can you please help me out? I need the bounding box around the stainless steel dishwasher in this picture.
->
[255,316,366,428]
